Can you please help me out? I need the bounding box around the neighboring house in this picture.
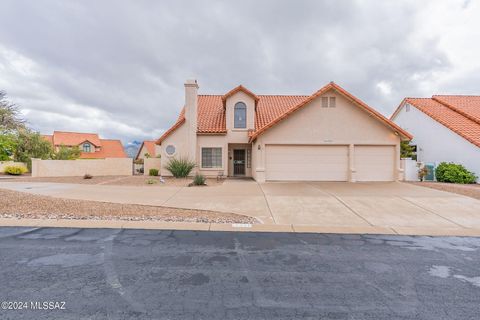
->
[135,140,157,160]
[156,80,411,182]
[391,95,480,178]
[42,131,127,159]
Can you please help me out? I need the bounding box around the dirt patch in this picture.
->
[0,188,256,224]
[5,175,225,187]
[410,182,480,200]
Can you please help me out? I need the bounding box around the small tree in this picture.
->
[53,145,81,160]
[400,141,416,160]
[0,91,25,133]
[0,133,17,161]
[13,129,53,170]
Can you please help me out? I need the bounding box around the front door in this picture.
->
[233,149,246,176]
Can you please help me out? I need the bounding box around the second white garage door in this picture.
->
[354,145,395,181]
[265,145,349,181]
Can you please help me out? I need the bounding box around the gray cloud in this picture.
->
[0,0,477,143]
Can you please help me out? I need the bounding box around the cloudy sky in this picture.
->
[0,0,479,143]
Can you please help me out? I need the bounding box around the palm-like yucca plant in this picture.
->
[165,157,196,178]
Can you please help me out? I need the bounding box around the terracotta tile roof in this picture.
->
[80,139,127,158]
[135,140,156,159]
[400,97,480,148]
[157,82,412,144]
[432,95,480,124]
[50,131,102,147]
[41,134,53,145]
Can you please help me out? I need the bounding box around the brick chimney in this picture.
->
[184,79,198,164]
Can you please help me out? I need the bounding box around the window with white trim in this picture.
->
[329,97,336,108]
[321,97,329,108]
[83,143,91,152]
[234,102,247,128]
[201,147,222,168]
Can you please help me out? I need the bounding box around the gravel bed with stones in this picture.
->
[0,188,257,224]
[409,182,480,200]
[4,175,224,187]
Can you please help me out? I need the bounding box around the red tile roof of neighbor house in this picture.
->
[42,131,127,158]
[157,82,412,144]
[79,139,127,158]
[393,96,480,148]
[135,140,157,159]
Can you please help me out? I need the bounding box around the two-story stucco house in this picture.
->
[156,80,412,182]
[391,95,480,179]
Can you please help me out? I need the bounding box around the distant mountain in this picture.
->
[124,140,142,158]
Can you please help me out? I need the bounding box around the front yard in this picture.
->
[409,182,480,200]
[0,187,255,224]
[1,175,224,187]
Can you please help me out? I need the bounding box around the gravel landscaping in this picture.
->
[3,175,224,187]
[0,188,256,224]
[410,182,480,200]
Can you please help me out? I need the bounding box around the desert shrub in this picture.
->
[165,157,195,178]
[83,173,93,179]
[4,165,27,175]
[149,168,159,176]
[192,174,206,186]
[146,179,158,184]
[435,162,477,184]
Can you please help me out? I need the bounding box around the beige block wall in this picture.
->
[144,158,161,176]
[0,161,28,173]
[31,158,132,177]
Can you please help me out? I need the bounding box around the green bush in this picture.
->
[149,168,159,176]
[146,179,158,185]
[4,165,27,175]
[435,162,477,184]
[192,174,206,186]
[165,157,196,178]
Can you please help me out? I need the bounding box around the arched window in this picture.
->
[83,143,91,153]
[234,102,247,128]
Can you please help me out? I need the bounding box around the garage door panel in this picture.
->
[355,146,395,181]
[265,145,349,181]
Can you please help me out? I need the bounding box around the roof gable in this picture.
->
[222,85,259,108]
[157,82,412,144]
[399,97,480,148]
[249,82,412,141]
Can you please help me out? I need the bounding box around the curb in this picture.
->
[1,218,480,237]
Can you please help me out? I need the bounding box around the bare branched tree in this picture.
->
[0,91,26,133]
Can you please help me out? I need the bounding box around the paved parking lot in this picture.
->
[2,180,480,231]
[0,227,479,319]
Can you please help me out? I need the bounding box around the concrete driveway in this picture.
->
[2,179,480,231]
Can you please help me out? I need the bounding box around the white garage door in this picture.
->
[265,145,349,181]
[354,145,395,181]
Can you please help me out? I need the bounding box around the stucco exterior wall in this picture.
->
[144,158,161,176]
[159,124,189,176]
[253,91,402,182]
[196,135,228,177]
[0,161,28,173]
[136,145,150,160]
[393,103,480,179]
[31,158,132,177]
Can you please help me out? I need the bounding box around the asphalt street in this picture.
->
[0,227,479,319]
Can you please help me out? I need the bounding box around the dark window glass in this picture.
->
[202,148,222,168]
[83,143,91,152]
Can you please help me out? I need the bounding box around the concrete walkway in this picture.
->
[1,180,480,233]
